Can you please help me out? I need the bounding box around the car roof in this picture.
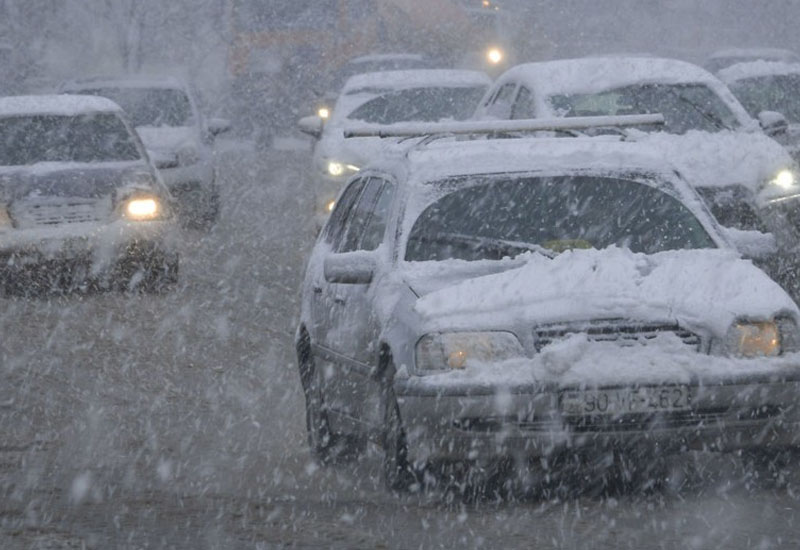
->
[718,60,800,83]
[342,69,491,95]
[60,75,187,92]
[374,136,682,188]
[707,48,799,62]
[499,57,723,98]
[0,94,123,117]
[348,53,426,65]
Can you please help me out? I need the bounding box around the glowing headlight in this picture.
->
[772,169,796,190]
[326,161,360,177]
[729,321,781,357]
[487,47,504,65]
[325,200,336,213]
[317,107,330,120]
[125,198,160,220]
[416,332,523,372]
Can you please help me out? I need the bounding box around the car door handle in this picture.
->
[312,286,323,294]
[332,295,346,305]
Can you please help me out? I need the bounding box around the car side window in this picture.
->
[511,86,535,119]
[486,82,517,119]
[359,180,395,251]
[325,178,366,247]
[338,177,383,253]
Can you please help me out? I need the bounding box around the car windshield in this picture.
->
[549,83,740,134]
[405,175,716,262]
[346,86,487,124]
[0,113,141,166]
[75,87,194,127]
[729,74,800,123]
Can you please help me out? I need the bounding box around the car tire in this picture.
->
[381,373,418,492]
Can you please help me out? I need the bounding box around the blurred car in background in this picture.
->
[475,56,800,299]
[0,95,178,295]
[298,69,491,228]
[60,77,231,228]
[719,61,800,161]
[296,119,800,490]
[705,48,800,74]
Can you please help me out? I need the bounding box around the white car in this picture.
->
[60,77,230,228]
[0,95,178,294]
[705,48,800,74]
[719,61,800,162]
[299,69,491,227]
[474,57,800,294]
[297,119,800,491]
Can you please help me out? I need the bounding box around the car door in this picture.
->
[323,177,396,427]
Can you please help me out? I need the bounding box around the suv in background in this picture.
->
[60,76,231,228]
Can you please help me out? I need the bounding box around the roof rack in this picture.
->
[343,114,665,139]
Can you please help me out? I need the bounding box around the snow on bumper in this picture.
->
[394,356,800,463]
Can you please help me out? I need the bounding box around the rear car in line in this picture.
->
[296,122,800,492]
[0,95,178,294]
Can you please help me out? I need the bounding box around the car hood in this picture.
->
[410,247,797,337]
[0,161,152,201]
[136,126,199,154]
[630,130,793,193]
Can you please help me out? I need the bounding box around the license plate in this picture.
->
[560,386,692,416]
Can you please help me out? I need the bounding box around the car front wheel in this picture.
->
[381,374,418,492]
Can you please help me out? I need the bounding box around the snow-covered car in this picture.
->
[719,61,800,162]
[474,57,800,294]
[0,95,178,294]
[60,77,231,228]
[296,124,800,491]
[298,69,490,228]
[705,48,800,75]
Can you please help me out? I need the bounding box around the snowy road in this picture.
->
[2,147,800,549]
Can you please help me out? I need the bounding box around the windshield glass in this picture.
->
[549,83,740,134]
[0,113,141,165]
[729,74,800,123]
[75,87,194,127]
[405,175,716,262]
[347,86,487,124]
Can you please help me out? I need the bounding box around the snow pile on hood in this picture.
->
[414,247,796,337]
[632,129,792,191]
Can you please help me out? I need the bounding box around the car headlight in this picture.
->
[123,197,162,221]
[325,160,360,177]
[0,203,12,230]
[723,318,800,357]
[317,106,331,120]
[415,331,524,372]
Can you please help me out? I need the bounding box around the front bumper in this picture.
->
[394,371,800,463]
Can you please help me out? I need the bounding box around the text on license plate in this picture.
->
[560,386,692,416]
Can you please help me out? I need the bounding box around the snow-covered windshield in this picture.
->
[729,74,800,123]
[0,113,141,166]
[550,83,740,134]
[347,86,487,124]
[405,175,715,261]
[74,87,194,127]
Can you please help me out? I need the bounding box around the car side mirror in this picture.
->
[148,149,179,170]
[208,117,232,137]
[722,227,778,260]
[759,110,789,137]
[298,115,324,138]
[324,252,376,284]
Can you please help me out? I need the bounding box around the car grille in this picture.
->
[453,406,784,434]
[533,321,702,352]
[11,197,112,228]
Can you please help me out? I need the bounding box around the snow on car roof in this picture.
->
[503,57,724,99]
[343,69,491,95]
[719,60,800,83]
[348,53,426,65]
[60,75,186,92]
[0,94,123,117]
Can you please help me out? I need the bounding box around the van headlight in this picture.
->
[123,197,162,221]
[723,317,800,357]
[325,160,360,177]
[415,331,524,372]
[771,169,796,190]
